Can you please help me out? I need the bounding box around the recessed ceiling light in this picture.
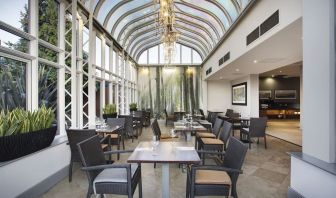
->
[253,60,258,63]
[279,71,282,73]
[235,69,240,72]
[271,75,275,78]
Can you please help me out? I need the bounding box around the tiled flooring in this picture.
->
[266,119,302,146]
[42,120,301,198]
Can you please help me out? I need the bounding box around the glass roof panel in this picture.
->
[106,0,153,34]
[218,0,239,21]
[182,0,230,29]
[93,0,252,63]
[175,4,224,35]
[175,12,219,41]
[114,11,157,41]
[96,0,122,23]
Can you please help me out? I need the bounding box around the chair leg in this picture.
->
[154,163,156,168]
[68,160,73,182]
[186,169,190,198]
[122,136,125,150]
[264,135,267,149]
[257,138,259,144]
[86,186,93,198]
[232,182,238,198]
[138,176,143,198]
[248,135,251,149]
[117,143,120,160]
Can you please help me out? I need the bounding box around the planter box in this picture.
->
[103,113,117,119]
[0,126,57,162]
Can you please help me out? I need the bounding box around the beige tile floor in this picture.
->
[42,120,301,198]
[266,119,302,146]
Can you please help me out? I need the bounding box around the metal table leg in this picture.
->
[162,163,170,198]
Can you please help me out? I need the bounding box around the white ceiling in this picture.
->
[207,18,303,81]
[259,62,302,77]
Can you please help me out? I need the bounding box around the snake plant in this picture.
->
[0,105,55,137]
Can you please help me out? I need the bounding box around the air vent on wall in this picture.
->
[223,52,230,63]
[218,57,224,66]
[206,67,212,75]
[246,10,279,46]
[246,27,259,45]
[260,10,279,36]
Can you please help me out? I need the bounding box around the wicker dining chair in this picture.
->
[199,121,233,165]
[195,117,223,149]
[106,118,125,159]
[187,137,248,198]
[77,135,142,198]
[66,129,110,182]
[240,117,268,149]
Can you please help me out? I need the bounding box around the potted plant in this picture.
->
[102,104,117,119]
[0,105,57,162]
[129,103,138,112]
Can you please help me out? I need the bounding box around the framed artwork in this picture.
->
[275,90,296,99]
[259,90,272,99]
[232,82,247,105]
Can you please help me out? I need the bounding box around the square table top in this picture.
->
[95,125,121,134]
[127,141,201,164]
[173,122,207,132]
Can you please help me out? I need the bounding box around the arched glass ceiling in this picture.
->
[92,0,252,63]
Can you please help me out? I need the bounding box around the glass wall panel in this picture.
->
[38,63,57,110]
[112,50,117,73]
[192,50,202,64]
[181,45,191,64]
[0,56,26,110]
[105,44,110,71]
[39,45,58,62]
[39,0,59,46]
[148,45,158,64]
[0,0,28,32]
[0,29,29,53]
[138,50,147,64]
[96,37,102,66]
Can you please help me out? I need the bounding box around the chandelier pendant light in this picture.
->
[154,0,179,66]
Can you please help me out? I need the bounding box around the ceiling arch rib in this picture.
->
[103,0,133,27]
[135,40,205,62]
[133,35,207,60]
[116,12,157,41]
[175,26,212,51]
[123,18,213,52]
[230,0,242,13]
[205,0,233,23]
[131,31,208,58]
[117,12,216,46]
[175,1,226,33]
[175,10,221,40]
[132,34,206,59]
[94,0,105,18]
[110,2,155,36]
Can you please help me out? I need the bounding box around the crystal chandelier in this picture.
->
[154,0,179,65]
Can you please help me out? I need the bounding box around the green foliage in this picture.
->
[0,105,55,137]
[103,104,116,114]
[129,103,138,110]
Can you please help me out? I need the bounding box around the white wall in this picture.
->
[0,142,70,198]
[302,0,335,163]
[206,80,231,114]
[231,74,259,117]
[291,156,336,198]
[202,0,302,78]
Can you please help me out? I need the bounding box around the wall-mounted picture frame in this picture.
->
[259,90,272,99]
[232,82,247,105]
[275,90,296,99]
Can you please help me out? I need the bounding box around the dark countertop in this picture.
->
[289,152,336,176]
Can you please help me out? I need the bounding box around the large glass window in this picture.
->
[39,0,59,46]
[181,45,191,64]
[38,63,57,110]
[0,0,28,32]
[0,56,26,110]
[148,45,159,64]
[96,37,102,66]
[138,50,147,64]
[192,50,202,64]
[0,29,29,53]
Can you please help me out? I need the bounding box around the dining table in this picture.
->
[173,121,208,141]
[127,141,201,198]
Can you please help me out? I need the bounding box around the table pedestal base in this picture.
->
[162,163,170,198]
